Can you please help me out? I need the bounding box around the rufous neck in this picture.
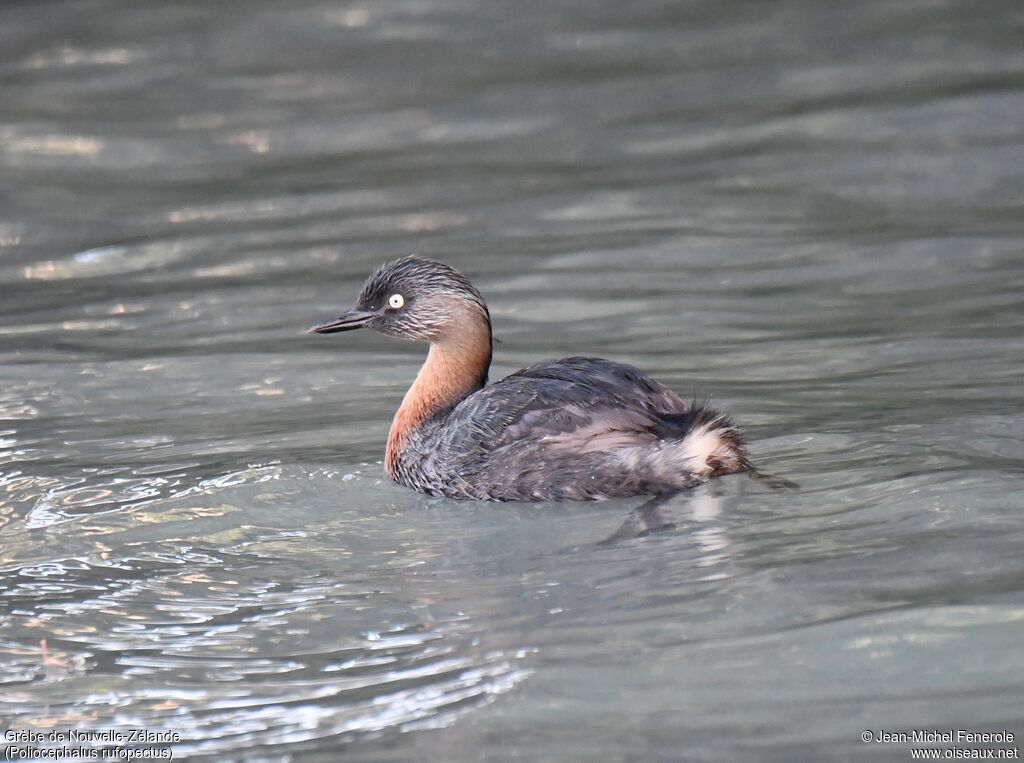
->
[385,311,491,476]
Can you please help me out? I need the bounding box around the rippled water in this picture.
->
[2,0,1023,760]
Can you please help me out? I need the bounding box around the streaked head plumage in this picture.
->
[310,256,490,342]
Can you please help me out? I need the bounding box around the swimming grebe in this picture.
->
[309,256,748,501]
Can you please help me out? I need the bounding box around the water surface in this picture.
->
[2,0,1023,760]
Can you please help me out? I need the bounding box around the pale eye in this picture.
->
[388,293,405,309]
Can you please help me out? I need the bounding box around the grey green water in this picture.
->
[2,0,1023,760]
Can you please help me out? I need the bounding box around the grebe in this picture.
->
[309,256,748,501]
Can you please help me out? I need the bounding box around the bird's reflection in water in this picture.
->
[597,468,795,554]
[597,492,683,546]
[597,488,728,560]
[688,492,731,569]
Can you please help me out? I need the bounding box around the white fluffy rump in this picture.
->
[616,416,746,487]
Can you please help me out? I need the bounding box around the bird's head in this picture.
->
[308,256,491,344]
